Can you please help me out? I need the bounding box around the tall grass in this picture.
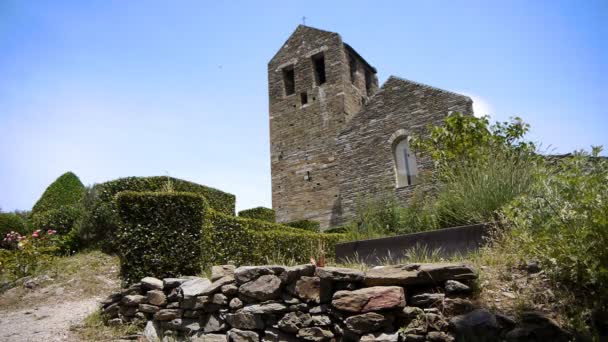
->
[434,148,541,227]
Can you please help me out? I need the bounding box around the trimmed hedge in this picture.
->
[0,213,27,237]
[285,219,321,233]
[32,172,85,215]
[116,191,207,284]
[238,207,276,222]
[32,206,82,235]
[201,211,344,267]
[88,176,235,251]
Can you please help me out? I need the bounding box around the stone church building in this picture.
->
[269,25,473,229]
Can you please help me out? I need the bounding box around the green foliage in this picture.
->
[238,207,276,222]
[32,172,85,215]
[344,193,438,240]
[85,176,234,251]
[202,211,343,267]
[115,191,207,284]
[285,219,321,233]
[504,147,608,309]
[0,213,28,238]
[411,113,535,171]
[0,230,59,281]
[32,206,82,235]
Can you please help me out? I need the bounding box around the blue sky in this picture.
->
[1,0,606,212]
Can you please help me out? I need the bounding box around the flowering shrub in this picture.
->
[0,229,58,281]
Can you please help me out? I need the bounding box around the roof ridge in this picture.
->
[386,75,471,100]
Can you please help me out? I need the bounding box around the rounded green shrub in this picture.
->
[32,172,85,215]
[285,219,321,233]
[32,206,82,235]
[238,207,276,222]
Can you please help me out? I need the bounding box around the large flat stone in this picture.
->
[364,263,476,286]
[315,267,364,282]
[179,277,212,297]
[239,274,282,301]
[332,286,406,313]
[234,265,287,283]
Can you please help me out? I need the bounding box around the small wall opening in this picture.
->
[349,54,357,84]
[282,66,295,96]
[300,92,308,105]
[311,53,326,86]
[365,69,372,95]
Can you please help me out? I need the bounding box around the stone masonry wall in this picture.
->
[336,77,474,225]
[268,25,378,228]
[101,263,570,341]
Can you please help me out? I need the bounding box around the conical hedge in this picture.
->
[32,172,85,214]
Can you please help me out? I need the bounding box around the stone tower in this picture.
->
[268,25,379,228]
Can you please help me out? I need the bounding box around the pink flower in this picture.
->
[32,232,39,238]
[47,229,56,235]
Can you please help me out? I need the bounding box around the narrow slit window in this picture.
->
[365,69,372,95]
[300,92,308,105]
[311,53,326,85]
[394,138,418,187]
[282,66,295,96]
[349,54,357,83]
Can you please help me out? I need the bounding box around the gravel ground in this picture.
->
[0,297,99,341]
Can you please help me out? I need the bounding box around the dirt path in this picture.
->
[0,298,99,342]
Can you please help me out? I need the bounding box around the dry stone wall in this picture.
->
[101,263,569,342]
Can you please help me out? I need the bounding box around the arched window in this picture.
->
[394,138,417,187]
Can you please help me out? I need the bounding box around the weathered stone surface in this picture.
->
[229,297,243,310]
[295,276,320,303]
[450,309,500,342]
[212,293,228,305]
[147,290,167,306]
[279,264,316,283]
[229,328,260,342]
[163,278,188,289]
[119,305,138,317]
[121,294,146,306]
[401,334,425,342]
[505,311,570,342]
[426,313,449,332]
[192,334,227,342]
[360,332,399,342]
[139,303,160,313]
[143,320,160,342]
[221,284,239,296]
[225,312,265,330]
[309,315,331,326]
[409,293,445,307]
[179,277,212,297]
[364,263,476,287]
[315,267,364,282]
[278,312,312,333]
[235,266,283,284]
[296,327,334,341]
[242,303,288,314]
[202,313,226,333]
[202,276,235,296]
[121,283,142,296]
[444,280,471,295]
[101,293,123,306]
[262,327,299,342]
[345,312,386,334]
[426,331,455,342]
[154,309,181,321]
[103,302,120,318]
[141,277,164,291]
[332,286,405,313]
[239,275,282,301]
[212,265,236,281]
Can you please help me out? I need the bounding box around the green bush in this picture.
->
[202,211,344,267]
[85,176,234,251]
[238,207,276,222]
[116,191,207,284]
[505,148,608,309]
[32,172,85,215]
[285,219,321,233]
[32,206,82,235]
[0,213,28,238]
